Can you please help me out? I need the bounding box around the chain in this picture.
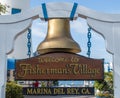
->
[27,28,31,58]
[87,27,92,58]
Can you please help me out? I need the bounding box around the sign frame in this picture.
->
[15,52,104,80]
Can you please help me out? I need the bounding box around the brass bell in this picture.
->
[37,18,81,54]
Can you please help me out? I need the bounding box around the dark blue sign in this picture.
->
[23,87,94,96]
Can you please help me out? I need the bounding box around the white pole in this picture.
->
[0,32,7,98]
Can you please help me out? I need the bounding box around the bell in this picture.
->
[37,18,81,54]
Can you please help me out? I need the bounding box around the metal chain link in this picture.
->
[87,27,92,58]
[27,28,31,58]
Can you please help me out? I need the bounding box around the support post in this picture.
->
[0,33,7,98]
[0,19,32,98]
[87,18,120,98]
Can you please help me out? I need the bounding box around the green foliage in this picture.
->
[96,91,113,98]
[94,72,113,92]
[94,72,114,98]
[41,81,46,87]
[53,80,59,86]
[6,82,24,98]
[0,3,7,14]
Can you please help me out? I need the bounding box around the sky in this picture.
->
[30,0,120,63]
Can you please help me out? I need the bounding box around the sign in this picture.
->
[15,52,104,80]
[23,87,94,95]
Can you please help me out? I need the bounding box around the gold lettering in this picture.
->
[17,64,46,78]
[71,57,79,62]
[81,88,91,94]
[42,88,52,95]
[27,88,33,94]
[67,64,101,77]
[38,57,68,63]
[26,88,52,95]
[73,64,79,75]
[17,62,101,79]
[32,89,37,94]
[18,64,31,78]
[54,88,65,95]
[46,68,69,74]
[74,88,80,94]
[67,88,80,94]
